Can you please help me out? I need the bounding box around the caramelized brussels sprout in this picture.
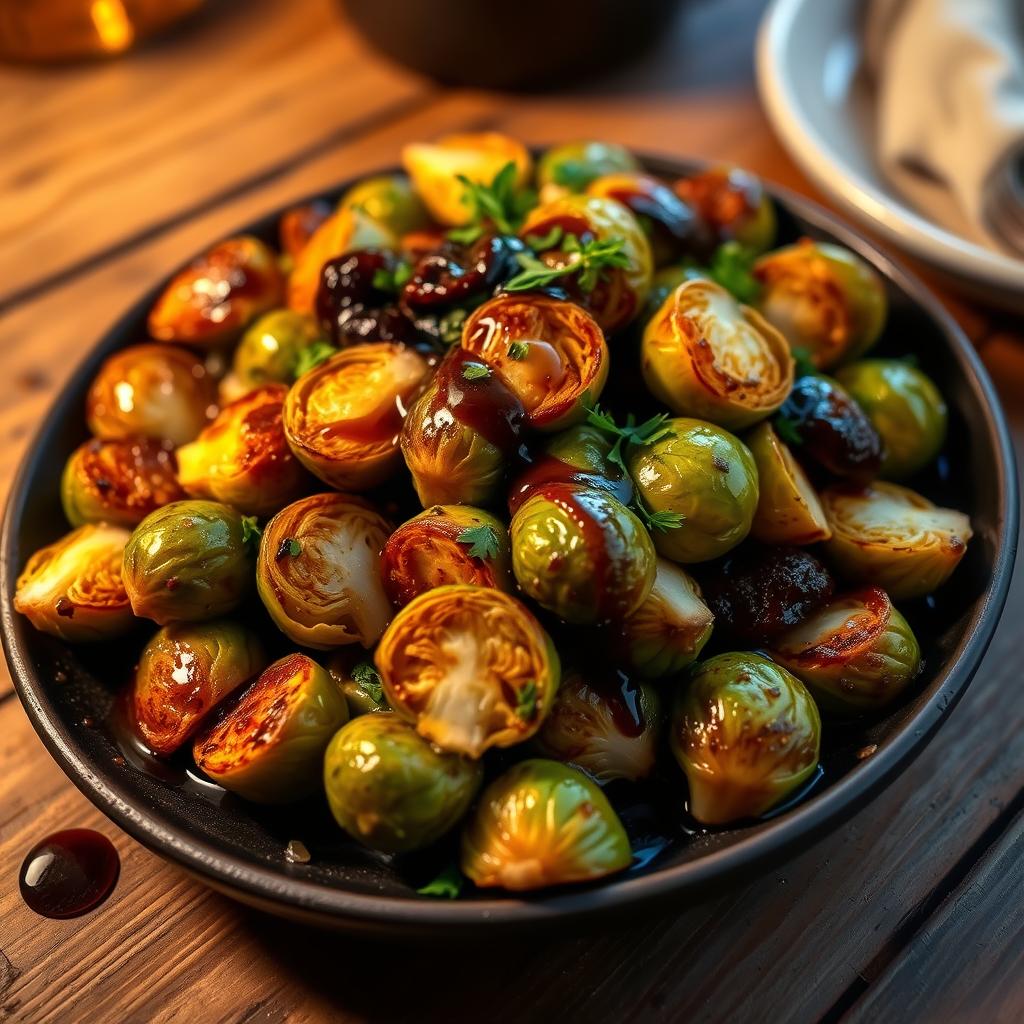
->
[176,384,310,517]
[326,652,391,716]
[460,759,631,890]
[257,492,392,649]
[642,278,794,429]
[284,342,430,491]
[376,585,559,758]
[381,505,513,607]
[338,173,431,237]
[61,437,184,528]
[14,524,134,642]
[617,558,714,678]
[460,294,608,431]
[193,653,349,803]
[746,421,830,544]
[148,236,284,348]
[536,141,640,196]
[510,484,656,624]
[670,652,820,824]
[536,667,662,782]
[821,482,972,599]
[131,620,266,755]
[324,715,481,853]
[279,199,331,261]
[223,309,326,400]
[835,360,948,479]
[770,587,920,712]
[401,131,532,226]
[754,240,887,368]
[86,343,215,446]
[122,500,253,624]
[628,417,758,563]
[401,347,525,508]
[673,166,776,253]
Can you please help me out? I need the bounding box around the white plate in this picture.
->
[756,0,1024,312]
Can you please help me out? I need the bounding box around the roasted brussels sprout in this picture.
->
[670,652,820,824]
[536,667,662,782]
[14,524,134,642]
[536,141,640,197]
[401,347,525,508]
[257,492,392,649]
[61,437,184,528]
[148,235,284,348]
[223,309,326,400]
[284,342,430,491]
[131,620,266,755]
[616,558,714,678]
[381,505,513,607]
[86,343,216,446]
[338,173,431,237]
[642,278,794,429]
[460,294,608,431]
[460,759,632,890]
[510,484,656,624]
[326,652,390,716]
[376,585,559,758]
[770,587,920,712]
[193,653,349,803]
[324,715,482,853]
[754,240,887,369]
[673,166,776,254]
[746,421,830,545]
[628,417,759,563]
[176,384,310,517]
[835,359,948,479]
[821,482,972,599]
[122,500,253,624]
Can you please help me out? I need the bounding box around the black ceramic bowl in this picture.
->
[1,156,1017,936]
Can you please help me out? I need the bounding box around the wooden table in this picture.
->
[1,1,1021,1020]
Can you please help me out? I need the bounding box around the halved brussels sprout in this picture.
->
[400,347,525,508]
[376,584,559,758]
[770,587,920,712]
[642,278,794,429]
[131,619,266,755]
[86,343,216,446]
[381,505,513,607]
[617,558,714,678]
[519,194,653,332]
[284,342,430,491]
[279,199,331,261]
[510,484,656,624]
[147,235,284,348]
[61,437,184,528]
[338,173,431,237]
[324,715,481,854]
[628,417,758,563]
[536,141,640,197]
[176,383,310,517]
[821,482,972,599]
[14,524,134,642]
[257,492,392,649]
[835,359,948,479]
[460,294,608,431]
[326,652,391,716]
[670,652,820,824]
[754,240,887,369]
[222,309,326,401]
[193,653,349,803]
[536,667,662,782]
[746,421,830,544]
[401,131,532,226]
[460,759,631,890]
[673,166,776,253]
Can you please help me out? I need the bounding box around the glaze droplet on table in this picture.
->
[19,829,120,919]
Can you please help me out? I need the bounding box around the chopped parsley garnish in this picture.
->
[447,162,535,244]
[515,681,538,721]
[417,863,464,899]
[439,307,468,345]
[457,524,500,561]
[275,537,302,560]
[461,361,491,381]
[504,235,630,293]
[507,341,530,360]
[352,662,385,706]
[293,340,336,378]
[371,261,412,293]
[523,224,565,251]
[241,516,262,548]
[585,404,674,473]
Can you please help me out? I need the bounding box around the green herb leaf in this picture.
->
[524,225,565,251]
[707,241,761,304]
[394,261,413,289]
[644,509,686,532]
[461,361,491,381]
[371,261,412,294]
[457,524,500,561]
[241,516,262,548]
[352,662,385,706]
[450,162,535,240]
[515,681,538,721]
[507,341,530,361]
[504,235,630,294]
[585,405,673,472]
[293,340,336,378]
[447,224,485,245]
[790,346,818,379]
[774,415,803,446]
[275,537,301,560]
[552,159,596,191]
[439,307,468,346]
[417,863,464,899]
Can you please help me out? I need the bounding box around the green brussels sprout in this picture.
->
[222,309,326,401]
[338,173,431,236]
[770,587,920,712]
[673,166,776,254]
[835,360,948,479]
[617,558,714,678]
[193,653,349,803]
[628,417,759,563]
[536,141,640,195]
[14,524,134,642]
[324,715,482,853]
[131,620,266,755]
[327,653,391,716]
[122,500,254,625]
[460,759,632,891]
[670,652,821,825]
[510,484,656,624]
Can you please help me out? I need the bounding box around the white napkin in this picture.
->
[864,0,1024,255]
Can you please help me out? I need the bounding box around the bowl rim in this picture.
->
[1,153,1018,932]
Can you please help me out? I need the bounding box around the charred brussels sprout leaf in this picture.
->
[673,166,777,254]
